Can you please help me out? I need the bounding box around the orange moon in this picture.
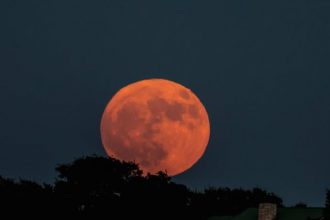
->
[100,79,210,176]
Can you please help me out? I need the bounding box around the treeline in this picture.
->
[0,156,283,219]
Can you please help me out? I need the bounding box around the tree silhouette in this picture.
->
[53,156,190,219]
[0,155,285,219]
[54,155,143,217]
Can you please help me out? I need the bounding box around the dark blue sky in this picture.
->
[1,0,330,206]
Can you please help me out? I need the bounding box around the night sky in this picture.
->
[1,0,330,206]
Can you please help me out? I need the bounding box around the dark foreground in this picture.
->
[0,155,300,219]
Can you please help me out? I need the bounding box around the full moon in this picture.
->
[100,79,210,176]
